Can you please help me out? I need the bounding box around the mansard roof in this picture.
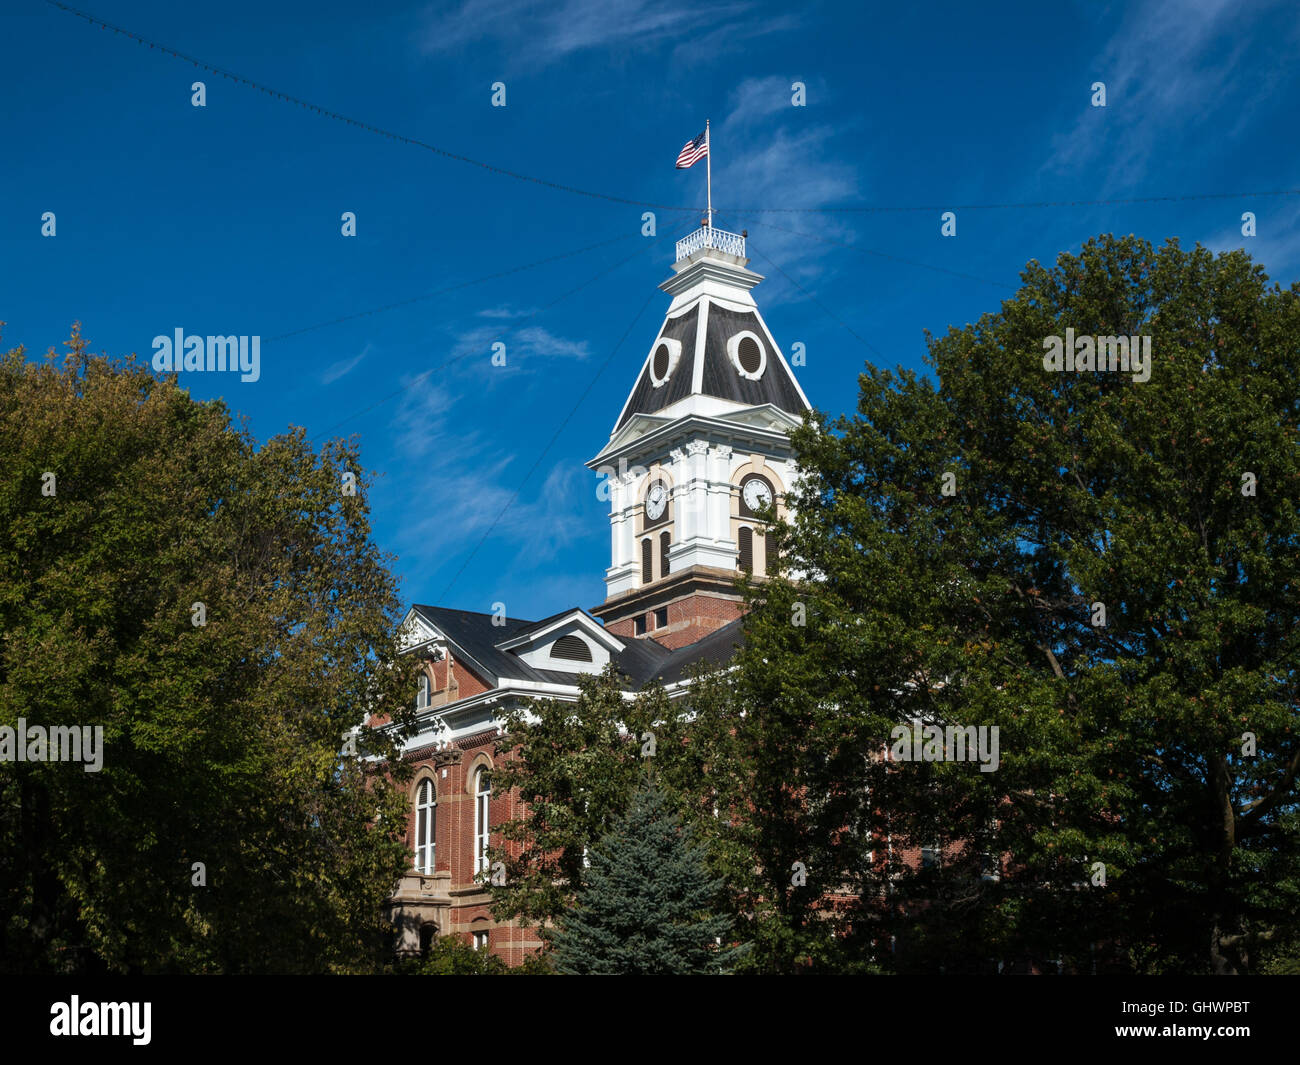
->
[609,232,812,436]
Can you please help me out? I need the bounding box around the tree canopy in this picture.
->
[730,234,1300,973]
[0,329,419,973]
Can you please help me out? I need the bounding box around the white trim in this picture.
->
[727,330,768,381]
[495,609,624,655]
[415,777,436,874]
[474,767,492,875]
[691,296,711,395]
[648,337,682,388]
[750,310,814,411]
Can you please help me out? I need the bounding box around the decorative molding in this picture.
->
[686,439,709,457]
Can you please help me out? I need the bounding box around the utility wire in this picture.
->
[269,231,642,342]
[723,217,888,362]
[729,214,1016,291]
[46,1,1300,219]
[436,283,664,602]
[318,219,693,437]
[44,0,699,213]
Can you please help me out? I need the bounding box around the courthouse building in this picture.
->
[383,224,811,963]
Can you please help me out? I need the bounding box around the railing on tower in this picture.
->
[675,225,746,262]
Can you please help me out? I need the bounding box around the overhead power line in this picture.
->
[46,1,1300,220]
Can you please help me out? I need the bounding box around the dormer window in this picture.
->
[551,634,592,662]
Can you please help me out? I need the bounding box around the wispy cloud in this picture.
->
[1202,198,1300,282]
[1042,0,1272,189]
[708,75,861,298]
[417,0,767,67]
[320,342,371,385]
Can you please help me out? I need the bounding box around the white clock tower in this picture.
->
[587,224,811,649]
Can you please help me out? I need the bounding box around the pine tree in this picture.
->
[550,776,745,974]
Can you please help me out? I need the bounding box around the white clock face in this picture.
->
[645,482,667,520]
[743,478,773,512]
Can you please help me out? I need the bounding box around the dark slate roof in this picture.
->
[703,305,806,413]
[643,617,745,686]
[411,605,548,684]
[614,298,809,431]
[410,604,744,692]
[615,304,699,430]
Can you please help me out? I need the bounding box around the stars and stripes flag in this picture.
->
[675,129,708,169]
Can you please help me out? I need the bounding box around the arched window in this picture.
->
[417,673,430,709]
[641,538,653,584]
[660,530,671,577]
[738,526,753,574]
[415,778,436,874]
[475,769,492,874]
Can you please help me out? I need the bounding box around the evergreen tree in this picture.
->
[550,776,745,975]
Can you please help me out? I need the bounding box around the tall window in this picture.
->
[475,769,492,874]
[415,778,436,874]
[417,673,429,709]
[641,538,653,584]
[659,531,671,577]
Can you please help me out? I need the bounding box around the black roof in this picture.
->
[615,299,808,432]
[409,604,744,692]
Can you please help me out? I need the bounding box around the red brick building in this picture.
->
[383,225,812,963]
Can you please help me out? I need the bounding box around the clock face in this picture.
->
[645,482,667,521]
[742,477,773,513]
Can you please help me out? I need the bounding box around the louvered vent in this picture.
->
[738,526,753,574]
[642,538,653,584]
[551,634,592,662]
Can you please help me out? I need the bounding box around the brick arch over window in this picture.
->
[411,769,438,874]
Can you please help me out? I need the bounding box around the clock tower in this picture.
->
[588,225,811,649]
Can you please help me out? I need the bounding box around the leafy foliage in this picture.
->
[733,235,1300,973]
[0,330,420,973]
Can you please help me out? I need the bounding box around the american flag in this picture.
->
[675,129,708,169]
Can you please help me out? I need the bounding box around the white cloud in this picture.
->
[320,343,371,385]
[417,0,766,67]
[1042,0,1274,189]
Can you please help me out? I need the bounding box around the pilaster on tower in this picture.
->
[586,227,811,649]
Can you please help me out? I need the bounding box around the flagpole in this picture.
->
[705,118,712,229]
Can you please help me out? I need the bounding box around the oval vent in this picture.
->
[737,335,763,374]
[652,343,672,380]
[551,634,593,662]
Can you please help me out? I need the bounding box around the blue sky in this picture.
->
[4,0,1298,622]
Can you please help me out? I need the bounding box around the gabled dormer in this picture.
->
[495,608,624,676]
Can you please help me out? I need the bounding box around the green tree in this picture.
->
[550,775,744,974]
[0,329,420,973]
[734,235,1300,974]
[488,665,749,945]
